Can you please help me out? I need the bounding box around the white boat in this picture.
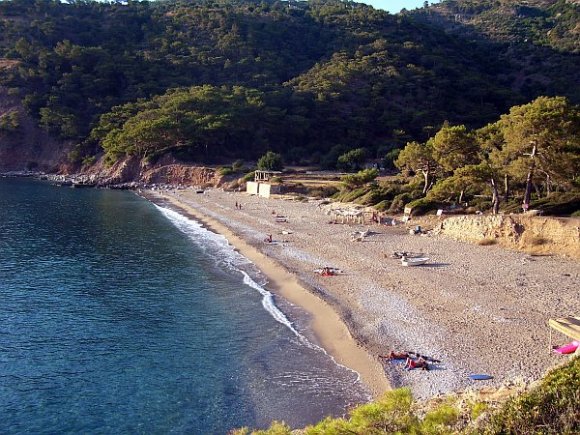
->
[401,257,429,267]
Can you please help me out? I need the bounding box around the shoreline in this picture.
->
[143,190,391,399]
[141,187,579,400]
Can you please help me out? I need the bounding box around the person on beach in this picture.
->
[321,267,334,276]
[235,201,238,209]
[379,351,409,360]
[404,356,429,371]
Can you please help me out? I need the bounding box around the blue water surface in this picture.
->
[0,178,367,434]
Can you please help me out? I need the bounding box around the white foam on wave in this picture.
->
[154,204,363,385]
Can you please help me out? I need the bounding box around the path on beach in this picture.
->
[154,189,579,398]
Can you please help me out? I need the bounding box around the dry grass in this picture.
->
[527,235,548,246]
[478,238,497,246]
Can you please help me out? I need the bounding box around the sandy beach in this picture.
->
[145,188,579,399]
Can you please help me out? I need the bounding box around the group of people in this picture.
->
[378,350,440,371]
[234,201,242,210]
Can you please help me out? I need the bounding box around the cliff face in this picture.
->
[0,85,70,172]
[73,155,222,188]
[438,215,580,259]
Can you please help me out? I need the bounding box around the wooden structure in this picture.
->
[246,170,282,198]
[254,170,282,182]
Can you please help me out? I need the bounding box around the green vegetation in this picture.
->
[234,357,580,434]
[338,96,579,215]
[0,0,578,169]
[0,0,577,214]
[257,151,284,171]
[0,110,19,132]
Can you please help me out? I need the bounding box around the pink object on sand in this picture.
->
[553,341,579,355]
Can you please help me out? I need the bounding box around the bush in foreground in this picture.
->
[233,358,580,435]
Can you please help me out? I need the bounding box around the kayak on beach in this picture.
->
[553,341,579,355]
[469,374,494,381]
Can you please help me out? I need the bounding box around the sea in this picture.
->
[0,178,369,434]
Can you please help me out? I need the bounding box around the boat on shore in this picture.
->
[401,257,429,267]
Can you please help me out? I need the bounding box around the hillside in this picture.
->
[412,0,580,100]
[0,0,578,171]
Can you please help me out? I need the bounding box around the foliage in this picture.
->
[0,0,578,216]
[497,96,580,191]
[395,141,438,194]
[97,85,269,162]
[306,388,419,434]
[0,0,578,167]
[257,151,284,171]
[485,357,580,434]
[242,171,256,182]
[341,168,379,188]
[406,197,441,216]
[429,123,479,174]
[337,148,367,171]
[0,110,20,132]
[218,166,234,176]
[245,358,580,435]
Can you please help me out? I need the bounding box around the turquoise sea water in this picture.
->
[0,178,368,434]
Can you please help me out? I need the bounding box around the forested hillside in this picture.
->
[0,0,578,167]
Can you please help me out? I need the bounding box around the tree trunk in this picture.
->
[490,178,500,215]
[458,189,464,204]
[422,170,430,195]
[546,174,552,196]
[503,174,510,202]
[522,144,537,212]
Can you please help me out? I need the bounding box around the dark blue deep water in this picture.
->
[0,178,368,434]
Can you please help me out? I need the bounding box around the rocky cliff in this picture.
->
[437,214,580,259]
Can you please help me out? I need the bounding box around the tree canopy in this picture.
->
[0,0,578,168]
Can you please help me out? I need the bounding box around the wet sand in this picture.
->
[145,188,579,399]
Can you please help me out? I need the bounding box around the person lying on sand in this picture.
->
[408,351,441,363]
[404,356,429,371]
[378,351,409,360]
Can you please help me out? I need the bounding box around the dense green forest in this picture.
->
[336,95,579,216]
[0,0,578,168]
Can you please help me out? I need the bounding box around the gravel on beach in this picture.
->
[154,188,579,398]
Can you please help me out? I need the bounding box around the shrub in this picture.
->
[257,151,283,171]
[242,171,255,182]
[307,186,339,199]
[485,357,580,434]
[406,197,441,216]
[82,155,96,166]
[305,388,419,434]
[375,199,392,211]
[478,238,497,246]
[341,168,379,187]
[420,403,459,434]
[339,186,370,202]
[471,402,488,420]
[389,192,413,213]
[218,166,234,176]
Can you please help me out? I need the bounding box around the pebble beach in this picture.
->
[147,188,579,399]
